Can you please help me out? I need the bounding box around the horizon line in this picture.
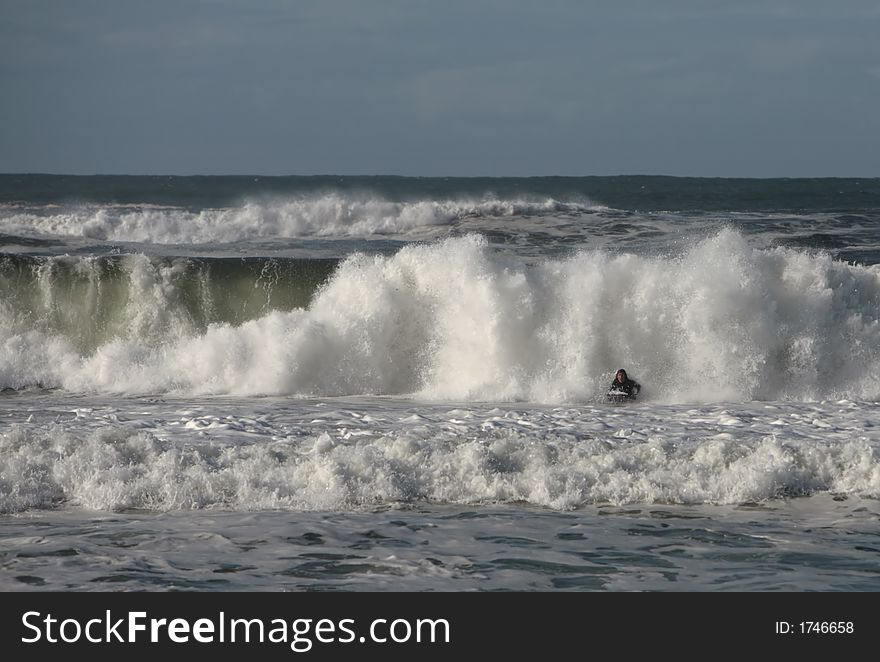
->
[2,172,879,180]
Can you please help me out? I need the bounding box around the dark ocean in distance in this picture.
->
[2,173,879,211]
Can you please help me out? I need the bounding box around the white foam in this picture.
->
[1,396,877,513]
[1,231,879,402]
[0,196,596,244]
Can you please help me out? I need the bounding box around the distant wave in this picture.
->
[0,195,598,243]
[2,229,879,402]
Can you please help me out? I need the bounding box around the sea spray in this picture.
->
[0,195,596,243]
[1,231,879,401]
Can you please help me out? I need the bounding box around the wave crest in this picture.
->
[0,195,597,244]
[2,230,879,402]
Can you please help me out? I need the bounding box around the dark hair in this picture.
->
[616,369,627,378]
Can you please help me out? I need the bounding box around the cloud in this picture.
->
[101,21,243,52]
[406,60,581,129]
[743,37,824,73]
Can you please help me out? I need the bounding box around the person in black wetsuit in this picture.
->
[608,368,640,400]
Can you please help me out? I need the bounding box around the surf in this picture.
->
[1,230,879,402]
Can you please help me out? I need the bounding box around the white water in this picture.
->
[2,394,878,515]
[2,231,880,402]
[0,196,596,243]
[3,229,880,592]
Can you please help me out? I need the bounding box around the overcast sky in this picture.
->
[1,0,878,176]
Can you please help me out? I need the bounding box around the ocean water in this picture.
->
[1,174,879,591]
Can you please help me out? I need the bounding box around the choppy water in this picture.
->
[1,175,879,591]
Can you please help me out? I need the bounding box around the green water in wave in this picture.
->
[0,255,337,353]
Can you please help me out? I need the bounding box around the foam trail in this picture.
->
[1,230,879,402]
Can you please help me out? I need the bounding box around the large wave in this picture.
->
[2,230,879,402]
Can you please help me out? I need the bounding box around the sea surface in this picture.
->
[1,174,879,591]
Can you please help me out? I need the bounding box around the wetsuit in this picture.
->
[608,378,640,399]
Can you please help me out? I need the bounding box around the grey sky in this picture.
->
[1,0,878,176]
